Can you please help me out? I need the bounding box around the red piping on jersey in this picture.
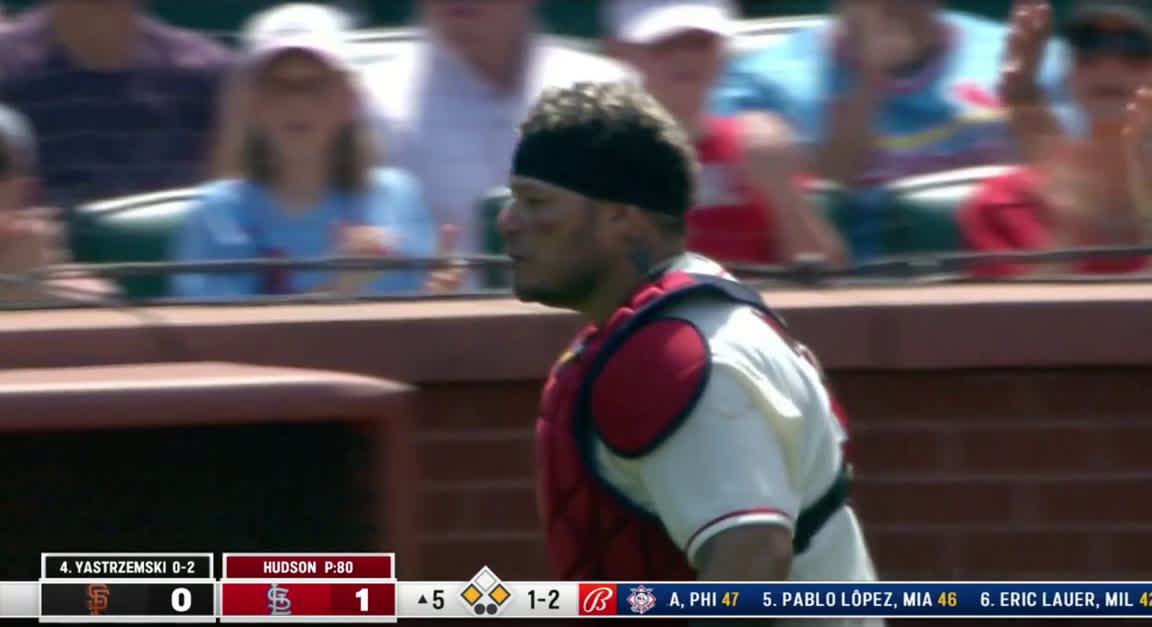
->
[684,507,793,555]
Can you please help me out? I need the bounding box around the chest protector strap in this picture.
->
[574,272,851,556]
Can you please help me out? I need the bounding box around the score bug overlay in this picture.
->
[38,553,216,623]
[219,553,396,623]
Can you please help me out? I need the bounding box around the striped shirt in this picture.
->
[0,9,234,209]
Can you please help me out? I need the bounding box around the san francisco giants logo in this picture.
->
[86,584,109,615]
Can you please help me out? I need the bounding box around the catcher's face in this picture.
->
[500,177,618,310]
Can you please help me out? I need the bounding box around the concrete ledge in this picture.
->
[1,284,1149,381]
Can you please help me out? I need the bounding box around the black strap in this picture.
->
[793,463,853,554]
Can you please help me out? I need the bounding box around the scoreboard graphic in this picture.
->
[40,553,216,623]
[219,552,395,622]
[1,552,1152,621]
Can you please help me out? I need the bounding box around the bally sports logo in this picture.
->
[578,584,617,616]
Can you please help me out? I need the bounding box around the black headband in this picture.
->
[511,123,690,216]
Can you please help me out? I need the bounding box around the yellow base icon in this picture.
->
[459,566,512,617]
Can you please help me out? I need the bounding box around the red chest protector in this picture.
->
[686,117,779,264]
[535,271,851,580]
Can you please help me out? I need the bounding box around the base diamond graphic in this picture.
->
[458,566,512,617]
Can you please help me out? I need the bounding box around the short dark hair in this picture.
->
[515,81,697,231]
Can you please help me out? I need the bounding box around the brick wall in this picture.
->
[413,369,1152,582]
[416,382,544,580]
[2,286,1149,592]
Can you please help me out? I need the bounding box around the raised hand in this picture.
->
[327,220,395,296]
[999,0,1052,106]
[425,223,464,292]
[998,0,1063,164]
[335,221,395,257]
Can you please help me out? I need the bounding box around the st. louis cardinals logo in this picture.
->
[578,584,616,616]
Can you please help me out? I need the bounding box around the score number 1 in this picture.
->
[333,584,394,616]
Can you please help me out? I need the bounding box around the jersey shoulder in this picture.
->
[589,315,711,459]
[588,284,807,459]
[672,296,822,420]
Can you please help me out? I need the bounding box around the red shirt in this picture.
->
[686,117,780,263]
[958,167,1150,276]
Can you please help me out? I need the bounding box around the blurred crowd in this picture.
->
[2,0,1152,303]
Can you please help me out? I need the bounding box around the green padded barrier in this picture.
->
[69,188,201,299]
[804,166,1013,258]
[63,166,1009,301]
[883,165,1014,255]
[805,181,906,258]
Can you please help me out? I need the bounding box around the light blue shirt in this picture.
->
[711,11,1067,258]
[172,168,436,298]
[714,11,1068,180]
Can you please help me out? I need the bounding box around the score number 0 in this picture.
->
[171,588,192,613]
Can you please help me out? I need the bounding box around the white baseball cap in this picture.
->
[607,0,736,44]
[241,3,355,72]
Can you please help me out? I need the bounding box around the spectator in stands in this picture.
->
[960,0,1152,276]
[0,0,234,209]
[605,0,845,265]
[712,0,1067,259]
[172,5,444,299]
[363,0,634,280]
[0,104,112,303]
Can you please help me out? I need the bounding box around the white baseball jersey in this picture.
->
[594,253,883,627]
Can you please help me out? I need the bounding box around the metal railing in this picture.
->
[0,243,1149,310]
